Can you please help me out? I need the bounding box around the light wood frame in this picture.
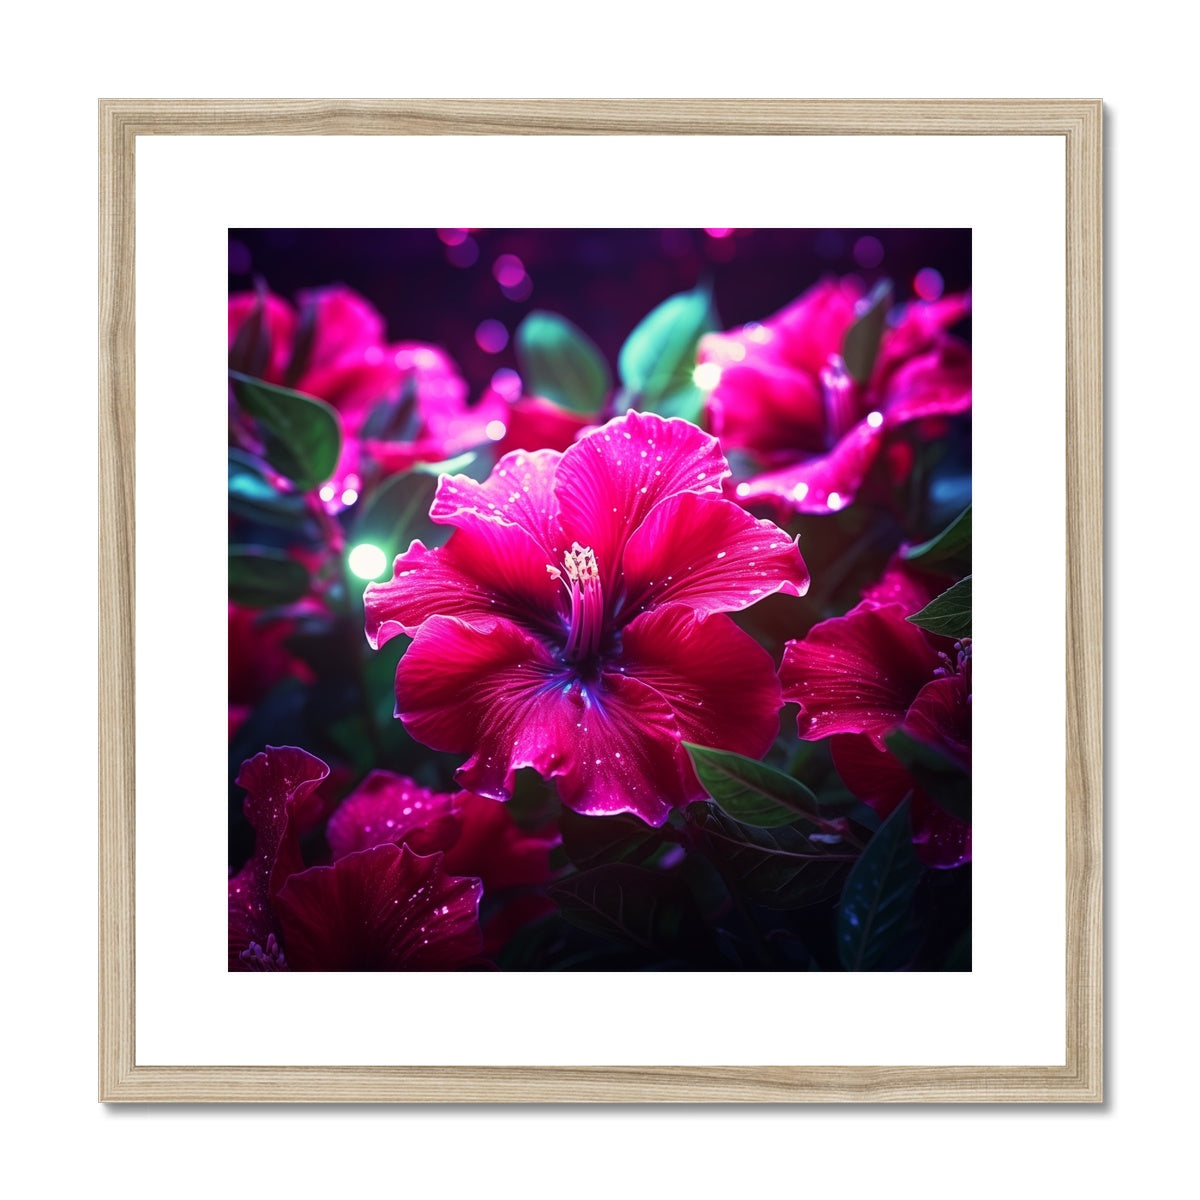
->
[99,98,1102,1103]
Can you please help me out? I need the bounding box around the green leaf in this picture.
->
[548,863,703,953]
[684,743,854,828]
[837,798,923,971]
[228,546,310,608]
[360,375,421,444]
[885,729,972,823]
[558,810,665,870]
[904,503,972,570]
[618,286,717,417]
[409,450,479,478]
[842,279,893,383]
[350,469,449,566]
[228,450,316,535]
[687,804,854,910]
[515,311,611,415]
[230,370,342,491]
[907,575,971,639]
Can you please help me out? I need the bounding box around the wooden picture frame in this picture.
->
[99,98,1102,1102]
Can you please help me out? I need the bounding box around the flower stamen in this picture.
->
[551,542,604,662]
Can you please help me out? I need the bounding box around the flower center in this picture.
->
[238,933,287,971]
[932,639,972,682]
[548,542,605,663]
[820,353,861,444]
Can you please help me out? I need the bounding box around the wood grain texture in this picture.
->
[98,98,1102,1104]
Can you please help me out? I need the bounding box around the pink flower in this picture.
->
[698,278,971,514]
[228,285,507,501]
[364,410,811,826]
[778,564,971,867]
[229,747,483,971]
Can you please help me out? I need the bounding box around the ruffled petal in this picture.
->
[733,418,883,515]
[770,277,862,373]
[235,746,329,904]
[228,291,295,383]
[906,673,972,769]
[554,410,729,594]
[363,540,498,648]
[396,614,685,825]
[620,606,784,776]
[296,285,386,367]
[275,845,483,970]
[703,356,826,460]
[326,772,461,860]
[441,792,559,892]
[879,343,972,427]
[430,448,564,558]
[618,491,808,621]
[781,605,940,745]
[228,746,329,969]
[363,533,561,650]
[856,560,951,616]
[831,734,971,869]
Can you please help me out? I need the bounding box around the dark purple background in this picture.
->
[229,228,970,400]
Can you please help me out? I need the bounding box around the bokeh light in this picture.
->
[914,267,945,301]
[446,237,479,268]
[475,319,509,354]
[347,543,388,580]
[490,367,523,403]
[853,235,884,269]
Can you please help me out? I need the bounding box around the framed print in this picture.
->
[98,98,1102,1102]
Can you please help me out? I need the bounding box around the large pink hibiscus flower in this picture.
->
[364,410,811,826]
[698,278,971,515]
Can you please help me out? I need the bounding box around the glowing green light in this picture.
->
[348,543,388,580]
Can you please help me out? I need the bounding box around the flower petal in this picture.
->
[396,614,685,825]
[228,291,295,382]
[275,845,483,970]
[296,285,386,368]
[554,410,729,594]
[620,606,784,777]
[441,792,559,892]
[781,605,940,744]
[363,533,561,650]
[734,418,883,515]
[228,746,329,969]
[879,343,972,427]
[326,771,462,860]
[618,491,808,621]
[703,355,827,461]
[831,734,971,869]
[235,746,329,903]
[430,448,565,558]
[856,560,951,616]
[905,674,972,770]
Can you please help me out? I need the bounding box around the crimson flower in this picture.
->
[364,410,811,826]
[228,285,507,503]
[228,747,483,971]
[778,564,971,867]
[698,278,971,515]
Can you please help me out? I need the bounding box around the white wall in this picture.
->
[6,4,1184,1196]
